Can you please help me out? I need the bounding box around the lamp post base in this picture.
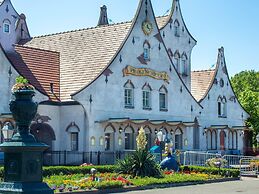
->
[0,141,53,194]
[0,182,53,194]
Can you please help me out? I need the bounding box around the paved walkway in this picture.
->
[116,179,259,194]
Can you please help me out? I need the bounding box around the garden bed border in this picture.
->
[60,177,240,194]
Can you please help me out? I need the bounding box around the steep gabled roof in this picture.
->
[24,16,168,101]
[160,0,196,42]
[191,69,216,102]
[6,45,60,101]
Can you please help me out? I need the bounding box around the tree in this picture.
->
[231,70,259,145]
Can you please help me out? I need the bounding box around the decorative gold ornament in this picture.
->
[142,20,153,36]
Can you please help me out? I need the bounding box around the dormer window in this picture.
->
[124,80,134,109]
[3,19,11,33]
[174,20,180,37]
[174,51,180,72]
[143,41,150,61]
[181,53,188,76]
[218,96,227,117]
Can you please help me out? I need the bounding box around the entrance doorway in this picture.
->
[30,123,56,165]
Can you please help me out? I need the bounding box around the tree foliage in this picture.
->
[231,70,259,144]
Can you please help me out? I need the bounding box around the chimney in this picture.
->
[97,5,109,26]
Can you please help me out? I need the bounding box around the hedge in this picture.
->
[0,165,239,180]
[43,165,116,177]
[180,166,239,178]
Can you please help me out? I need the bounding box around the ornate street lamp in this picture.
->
[1,122,14,141]
[0,82,53,194]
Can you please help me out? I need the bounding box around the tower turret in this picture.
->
[0,0,31,51]
[160,0,196,90]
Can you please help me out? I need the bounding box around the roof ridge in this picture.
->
[32,15,167,39]
[192,69,215,73]
[15,44,60,54]
[32,21,133,39]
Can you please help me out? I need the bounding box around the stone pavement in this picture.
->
[115,179,259,194]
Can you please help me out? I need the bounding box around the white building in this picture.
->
[0,0,250,164]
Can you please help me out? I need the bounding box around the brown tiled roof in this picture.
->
[24,16,168,101]
[191,69,216,102]
[6,45,60,101]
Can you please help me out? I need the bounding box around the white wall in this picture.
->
[73,0,202,152]
[160,0,196,90]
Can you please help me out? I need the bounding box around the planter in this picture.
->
[9,89,38,142]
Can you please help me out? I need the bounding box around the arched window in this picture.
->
[124,80,134,108]
[181,53,188,75]
[207,130,212,150]
[211,130,217,150]
[104,124,115,151]
[3,19,11,33]
[99,136,104,146]
[143,41,151,61]
[231,131,234,150]
[142,83,152,109]
[218,96,227,117]
[220,130,226,150]
[159,85,168,111]
[66,123,80,151]
[229,130,238,150]
[233,131,238,150]
[174,20,180,37]
[124,125,135,150]
[174,51,180,72]
[90,136,96,146]
[222,97,227,117]
[175,128,183,150]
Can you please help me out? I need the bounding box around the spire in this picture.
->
[97,5,109,26]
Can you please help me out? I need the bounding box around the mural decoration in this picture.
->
[123,65,170,83]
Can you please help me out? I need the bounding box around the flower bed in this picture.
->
[44,171,223,193]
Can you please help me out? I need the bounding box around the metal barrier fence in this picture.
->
[43,150,256,169]
[240,157,259,176]
[182,151,255,168]
[182,151,221,166]
[43,150,136,166]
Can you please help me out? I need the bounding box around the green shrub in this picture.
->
[205,157,228,168]
[43,165,116,177]
[116,150,162,178]
[180,166,239,178]
[95,180,123,189]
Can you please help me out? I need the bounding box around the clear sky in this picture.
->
[11,0,259,76]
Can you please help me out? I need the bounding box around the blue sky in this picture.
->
[12,0,259,76]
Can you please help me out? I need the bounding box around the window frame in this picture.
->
[159,86,168,111]
[71,132,79,151]
[174,20,180,37]
[142,84,152,110]
[124,81,134,109]
[143,41,151,61]
[3,19,11,34]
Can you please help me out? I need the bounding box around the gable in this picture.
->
[6,45,60,101]
[72,0,202,117]
[200,47,250,119]
[24,15,168,101]
[191,69,215,102]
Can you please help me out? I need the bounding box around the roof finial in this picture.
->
[97,5,109,26]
